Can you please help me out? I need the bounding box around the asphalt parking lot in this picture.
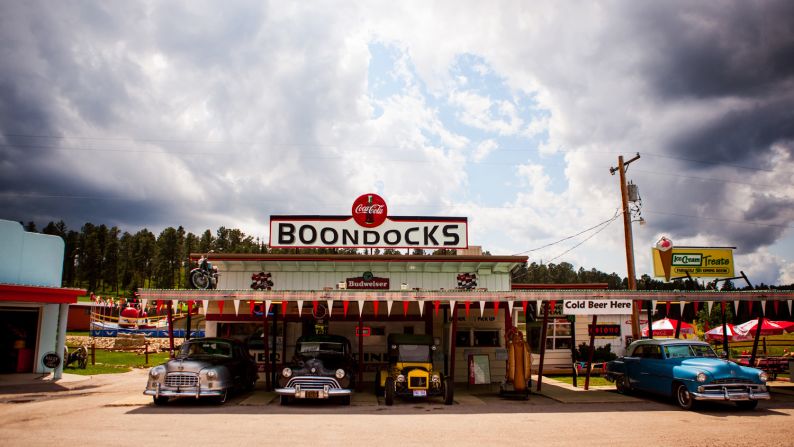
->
[1,370,793,447]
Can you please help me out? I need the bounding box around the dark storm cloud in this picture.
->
[626,1,794,165]
[636,1,794,100]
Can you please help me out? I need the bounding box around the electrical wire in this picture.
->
[511,209,621,256]
[545,215,619,263]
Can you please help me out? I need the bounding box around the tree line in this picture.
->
[21,220,793,294]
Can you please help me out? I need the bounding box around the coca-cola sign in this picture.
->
[352,193,388,228]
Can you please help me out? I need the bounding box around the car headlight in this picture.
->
[335,369,345,379]
[431,374,441,383]
[696,372,707,383]
[759,371,768,383]
[396,374,406,383]
[282,368,292,378]
[149,368,161,379]
[207,370,217,379]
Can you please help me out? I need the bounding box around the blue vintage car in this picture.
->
[605,339,770,410]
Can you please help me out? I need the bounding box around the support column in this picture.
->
[449,304,458,383]
[53,303,69,380]
[358,312,364,391]
[263,308,270,391]
[721,302,729,358]
[536,301,550,392]
[167,301,175,359]
[584,315,598,390]
[271,303,278,390]
[646,300,654,339]
[749,309,764,367]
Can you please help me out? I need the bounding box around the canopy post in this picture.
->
[584,315,598,390]
[358,311,364,391]
[449,304,459,383]
[263,309,270,391]
[167,301,175,359]
[536,301,550,392]
[721,302,729,358]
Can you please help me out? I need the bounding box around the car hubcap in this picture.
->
[678,387,690,406]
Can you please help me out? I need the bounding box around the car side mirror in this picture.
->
[720,351,728,359]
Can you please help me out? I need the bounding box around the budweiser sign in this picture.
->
[346,272,389,289]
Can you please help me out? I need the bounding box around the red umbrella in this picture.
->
[704,323,750,342]
[734,318,794,336]
[641,318,695,337]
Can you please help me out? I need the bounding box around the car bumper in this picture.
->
[691,384,771,401]
[275,385,352,399]
[144,383,226,399]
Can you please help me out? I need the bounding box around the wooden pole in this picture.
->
[536,301,550,392]
[449,304,458,383]
[570,315,577,388]
[750,315,764,367]
[721,302,729,358]
[585,315,598,390]
[646,300,654,338]
[614,155,640,339]
[263,307,270,391]
[167,301,175,359]
[358,311,364,391]
[271,303,278,390]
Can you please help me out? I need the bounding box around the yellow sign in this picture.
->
[652,247,734,280]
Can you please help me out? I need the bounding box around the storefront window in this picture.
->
[456,330,471,347]
[527,319,571,351]
[472,330,500,347]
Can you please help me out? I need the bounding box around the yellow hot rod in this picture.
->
[376,334,453,406]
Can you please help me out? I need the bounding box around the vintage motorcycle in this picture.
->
[189,255,219,290]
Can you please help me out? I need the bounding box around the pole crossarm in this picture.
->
[138,288,794,303]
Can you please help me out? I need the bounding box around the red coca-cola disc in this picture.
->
[351,193,388,228]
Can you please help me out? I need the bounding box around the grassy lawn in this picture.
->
[63,349,170,375]
[546,374,614,387]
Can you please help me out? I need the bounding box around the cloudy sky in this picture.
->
[2,1,793,285]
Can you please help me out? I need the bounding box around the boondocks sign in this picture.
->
[269,193,468,249]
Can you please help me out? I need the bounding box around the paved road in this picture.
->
[1,370,793,447]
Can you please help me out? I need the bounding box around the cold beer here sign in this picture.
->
[563,299,633,315]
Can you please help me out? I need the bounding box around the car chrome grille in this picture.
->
[286,376,341,390]
[409,376,427,389]
[165,372,198,387]
[711,378,753,385]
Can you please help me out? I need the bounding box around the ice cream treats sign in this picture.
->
[269,193,468,249]
[652,238,734,281]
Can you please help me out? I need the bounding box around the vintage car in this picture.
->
[605,339,770,410]
[275,334,355,405]
[144,337,258,405]
[377,334,453,406]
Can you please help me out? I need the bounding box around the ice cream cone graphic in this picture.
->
[656,237,673,281]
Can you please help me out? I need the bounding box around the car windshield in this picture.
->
[298,341,345,355]
[664,344,717,359]
[178,341,233,359]
[397,344,431,362]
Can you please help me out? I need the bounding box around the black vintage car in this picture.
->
[275,334,356,405]
[144,337,258,405]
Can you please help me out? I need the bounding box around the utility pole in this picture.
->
[610,153,641,339]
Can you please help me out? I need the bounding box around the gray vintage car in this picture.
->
[144,337,258,405]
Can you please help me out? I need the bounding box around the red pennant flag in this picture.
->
[343,301,349,317]
[773,300,779,314]
[665,301,671,315]
[403,301,409,317]
[282,301,288,317]
[522,301,528,315]
[187,300,194,314]
[465,301,471,318]
[493,301,499,317]
[312,300,318,315]
[549,300,557,312]
[373,301,379,316]
[156,300,163,314]
[249,300,255,314]
[217,301,224,315]
[693,301,699,314]
[433,301,440,316]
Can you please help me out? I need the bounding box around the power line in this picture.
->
[546,216,619,264]
[511,210,620,256]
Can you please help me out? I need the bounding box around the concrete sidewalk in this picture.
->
[532,376,641,404]
[0,372,92,391]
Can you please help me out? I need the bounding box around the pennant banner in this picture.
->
[201,299,208,315]
[403,301,410,317]
[433,300,441,317]
[218,300,224,315]
[706,301,712,314]
[418,301,424,317]
[479,301,485,318]
[465,301,471,318]
[492,301,499,317]
[507,300,514,317]
[373,301,380,317]
[233,299,240,315]
[357,300,365,317]
[297,300,304,317]
[282,301,289,317]
[386,300,393,317]
[343,301,349,318]
[327,299,334,317]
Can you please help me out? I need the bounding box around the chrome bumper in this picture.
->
[275,384,352,399]
[692,384,771,401]
[143,382,225,399]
